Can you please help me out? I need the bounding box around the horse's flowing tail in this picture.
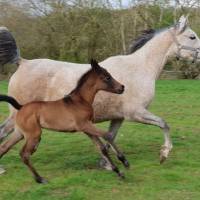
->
[0,95,22,110]
[0,27,20,65]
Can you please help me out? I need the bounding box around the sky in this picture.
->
[111,0,200,8]
[109,0,131,8]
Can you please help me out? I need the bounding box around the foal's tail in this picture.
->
[0,95,22,110]
[0,27,20,65]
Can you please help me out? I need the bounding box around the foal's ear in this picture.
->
[90,59,101,72]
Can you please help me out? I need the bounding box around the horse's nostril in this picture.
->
[122,85,125,90]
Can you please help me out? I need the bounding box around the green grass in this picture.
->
[1,80,200,200]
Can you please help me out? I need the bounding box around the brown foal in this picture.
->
[0,59,129,183]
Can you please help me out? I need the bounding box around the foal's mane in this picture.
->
[128,29,157,54]
[63,67,94,101]
[72,68,94,93]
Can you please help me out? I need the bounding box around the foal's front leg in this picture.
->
[103,136,130,168]
[86,134,124,178]
[82,122,129,169]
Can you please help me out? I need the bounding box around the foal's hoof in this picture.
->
[35,176,48,184]
[124,160,130,169]
[118,171,125,179]
[0,166,5,175]
[103,133,113,142]
[99,159,112,171]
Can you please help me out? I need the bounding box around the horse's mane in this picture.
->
[128,29,156,54]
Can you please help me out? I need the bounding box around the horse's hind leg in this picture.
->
[87,135,124,178]
[0,111,16,142]
[0,128,23,158]
[0,128,23,174]
[0,105,19,142]
[20,133,45,184]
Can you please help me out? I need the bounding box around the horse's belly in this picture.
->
[93,92,124,122]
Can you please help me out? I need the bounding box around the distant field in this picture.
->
[1,80,200,200]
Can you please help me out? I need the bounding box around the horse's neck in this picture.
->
[129,30,174,79]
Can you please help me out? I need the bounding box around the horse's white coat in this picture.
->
[2,16,200,162]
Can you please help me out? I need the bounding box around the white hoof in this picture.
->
[0,166,5,175]
[160,146,171,164]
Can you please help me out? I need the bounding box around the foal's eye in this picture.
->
[105,76,111,81]
[189,36,196,40]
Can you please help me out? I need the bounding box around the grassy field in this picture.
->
[1,80,200,200]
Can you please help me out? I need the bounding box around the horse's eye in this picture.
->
[189,36,196,40]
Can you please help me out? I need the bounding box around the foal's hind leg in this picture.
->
[87,135,124,178]
[20,133,45,184]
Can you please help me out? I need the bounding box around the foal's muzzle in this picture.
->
[116,85,125,94]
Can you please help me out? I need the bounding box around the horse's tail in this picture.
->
[0,27,20,65]
[0,95,22,110]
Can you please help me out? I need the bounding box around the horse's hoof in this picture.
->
[160,146,170,164]
[0,166,5,175]
[160,155,167,164]
[99,159,112,171]
[35,176,48,184]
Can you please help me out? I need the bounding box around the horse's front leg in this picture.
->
[99,119,124,170]
[129,108,172,163]
[108,119,124,141]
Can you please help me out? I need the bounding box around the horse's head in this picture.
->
[90,59,124,94]
[169,15,200,62]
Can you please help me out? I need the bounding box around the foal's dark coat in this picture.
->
[0,59,129,183]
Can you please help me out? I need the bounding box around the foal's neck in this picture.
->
[71,75,98,105]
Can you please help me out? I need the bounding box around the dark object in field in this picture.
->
[0,59,129,183]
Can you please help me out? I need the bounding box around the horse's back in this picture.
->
[9,58,91,104]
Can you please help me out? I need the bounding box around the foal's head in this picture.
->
[90,59,124,94]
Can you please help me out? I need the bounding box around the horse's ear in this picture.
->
[90,59,100,72]
[175,15,188,34]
